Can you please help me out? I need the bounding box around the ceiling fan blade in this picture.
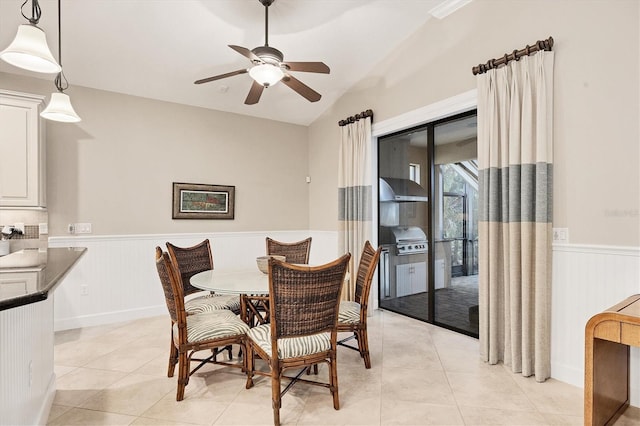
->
[229,45,261,63]
[281,74,322,102]
[282,62,330,74]
[245,81,264,105]
[194,69,247,85]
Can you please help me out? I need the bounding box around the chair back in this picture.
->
[354,241,382,310]
[268,253,350,340]
[266,237,312,264]
[166,239,213,296]
[155,247,186,323]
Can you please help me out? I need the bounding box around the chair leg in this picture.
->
[176,351,189,401]
[168,333,178,378]
[358,327,371,369]
[272,364,282,426]
[329,354,340,410]
[245,344,254,389]
[240,342,248,374]
[226,344,233,360]
[305,364,319,375]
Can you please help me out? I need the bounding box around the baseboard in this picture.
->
[54,305,167,331]
[550,360,583,390]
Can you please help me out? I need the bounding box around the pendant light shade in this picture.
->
[248,63,284,87]
[41,0,81,123]
[40,92,81,123]
[0,24,61,74]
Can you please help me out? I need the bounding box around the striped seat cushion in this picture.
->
[247,324,331,359]
[173,310,249,344]
[338,301,361,324]
[185,293,241,314]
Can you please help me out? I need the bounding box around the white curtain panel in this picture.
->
[338,116,372,301]
[477,51,554,381]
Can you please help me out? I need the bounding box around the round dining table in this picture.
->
[190,266,350,327]
[190,269,269,295]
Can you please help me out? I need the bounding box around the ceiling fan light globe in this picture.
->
[41,92,82,123]
[0,24,61,74]
[249,63,284,87]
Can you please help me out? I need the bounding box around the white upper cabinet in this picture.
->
[0,90,46,208]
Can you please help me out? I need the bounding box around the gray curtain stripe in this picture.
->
[338,186,372,221]
[478,163,553,223]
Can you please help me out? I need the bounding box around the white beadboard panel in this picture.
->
[49,230,338,331]
[0,298,55,426]
[551,243,640,406]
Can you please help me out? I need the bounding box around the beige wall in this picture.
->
[2,1,639,245]
[1,73,309,236]
[308,0,640,247]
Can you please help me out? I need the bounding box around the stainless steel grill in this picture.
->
[380,226,428,255]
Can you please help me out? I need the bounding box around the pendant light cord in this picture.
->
[54,0,69,92]
[21,0,41,25]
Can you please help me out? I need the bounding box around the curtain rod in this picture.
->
[472,36,554,75]
[338,109,373,127]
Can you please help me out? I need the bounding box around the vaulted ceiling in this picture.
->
[0,0,470,125]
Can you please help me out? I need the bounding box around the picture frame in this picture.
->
[172,182,235,219]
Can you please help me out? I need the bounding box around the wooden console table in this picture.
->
[585,294,640,425]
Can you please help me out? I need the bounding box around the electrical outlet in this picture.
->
[81,285,89,296]
[76,223,92,234]
[553,228,569,242]
[68,224,76,234]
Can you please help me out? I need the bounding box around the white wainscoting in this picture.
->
[49,230,338,331]
[551,243,640,406]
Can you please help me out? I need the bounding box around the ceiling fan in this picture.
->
[194,0,330,105]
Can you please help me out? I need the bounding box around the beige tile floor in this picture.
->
[48,309,640,425]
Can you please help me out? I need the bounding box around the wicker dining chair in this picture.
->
[244,253,350,426]
[166,240,241,314]
[337,241,382,369]
[155,247,249,401]
[265,237,312,264]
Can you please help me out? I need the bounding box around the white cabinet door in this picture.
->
[396,261,427,297]
[0,272,40,299]
[411,262,427,294]
[0,91,46,207]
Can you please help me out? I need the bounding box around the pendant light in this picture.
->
[0,0,61,74]
[41,0,81,123]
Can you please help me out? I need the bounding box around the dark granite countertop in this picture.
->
[0,247,87,311]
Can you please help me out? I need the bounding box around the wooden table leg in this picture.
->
[585,338,630,425]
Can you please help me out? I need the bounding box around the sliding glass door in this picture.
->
[432,112,478,336]
[377,110,478,337]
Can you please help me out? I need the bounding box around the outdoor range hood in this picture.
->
[379,177,429,202]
